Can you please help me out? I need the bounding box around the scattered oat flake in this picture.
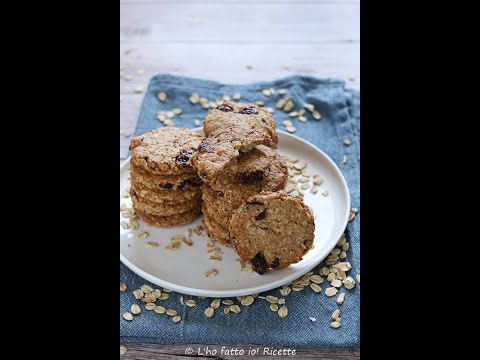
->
[211,298,221,309]
[351,207,359,213]
[262,89,272,96]
[145,303,156,310]
[158,92,167,101]
[356,274,360,284]
[172,315,182,323]
[304,103,314,112]
[309,317,316,322]
[343,138,351,146]
[241,296,255,306]
[270,303,279,312]
[131,304,141,315]
[205,269,218,278]
[147,241,159,248]
[310,283,322,293]
[284,100,294,112]
[322,191,329,197]
[266,295,279,303]
[230,305,241,314]
[348,212,355,221]
[135,231,149,239]
[205,307,215,317]
[341,155,348,164]
[330,321,341,329]
[122,312,133,321]
[325,287,339,297]
[336,292,346,305]
[158,293,170,300]
[166,309,178,316]
[343,277,356,289]
[278,89,287,95]
[233,92,241,100]
[312,111,321,120]
[194,119,201,127]
[186,299,197,307]
[278,305,288,319]
[134,86,144,94]
[154,305,166,314]
[120,282,127,292]
[120,345,128,355]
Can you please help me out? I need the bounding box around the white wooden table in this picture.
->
[120,1,359,357]
[120,0,359,163]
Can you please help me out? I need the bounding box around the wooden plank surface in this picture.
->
[121,343,360,359]
[120,1,359,357]
[120,2,359,43]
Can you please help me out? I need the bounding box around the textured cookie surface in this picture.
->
[203,101,277,146]
[208,145,288,194]
[201,204,231,246]
[189,126,272,182]
[129,127,202,175]
[229,191,315,274]
[130,163,202,191]
[131,188,201,216]
[131,179,202,203]
[135,207,201,227]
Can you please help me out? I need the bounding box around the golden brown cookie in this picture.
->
[130,163,202,191]
[129,127,202,175]
[203,101,277,146]
[201,204,231,246]
[135,207,201,227]
[131,179,202,203]
[131,188,201,217]
[229,191,315,274]
[189,126,272,182]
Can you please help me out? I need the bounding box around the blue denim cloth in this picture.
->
[121,74,360,347]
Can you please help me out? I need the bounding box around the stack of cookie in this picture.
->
[191,102,287,245]
[129,127,203,227]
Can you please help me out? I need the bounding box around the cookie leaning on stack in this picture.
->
[230,191,315,274]
[202,145,288,245]
[190,101,286,246]
[129,127,203,227]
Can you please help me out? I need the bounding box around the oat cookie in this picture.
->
[203,101,277,146]
[131,188,201,217]
[129,127,202,175]
[201,205,231,245]
[189,126,273,182]
[131,179,201,203]
[229,191,315,274]
[130,164,202,191]
[135,207,201,227]
[208,145,288,194]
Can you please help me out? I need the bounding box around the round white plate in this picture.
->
[120,129,350,297]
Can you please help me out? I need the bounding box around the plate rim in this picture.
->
[120,129,351,297]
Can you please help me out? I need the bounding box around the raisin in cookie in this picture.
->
[131,188,202,217]
[189,126,272,182]
[229,191,315,274]
[130,164,201,191]
[129,127,202,175]
[203,101,278,146]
